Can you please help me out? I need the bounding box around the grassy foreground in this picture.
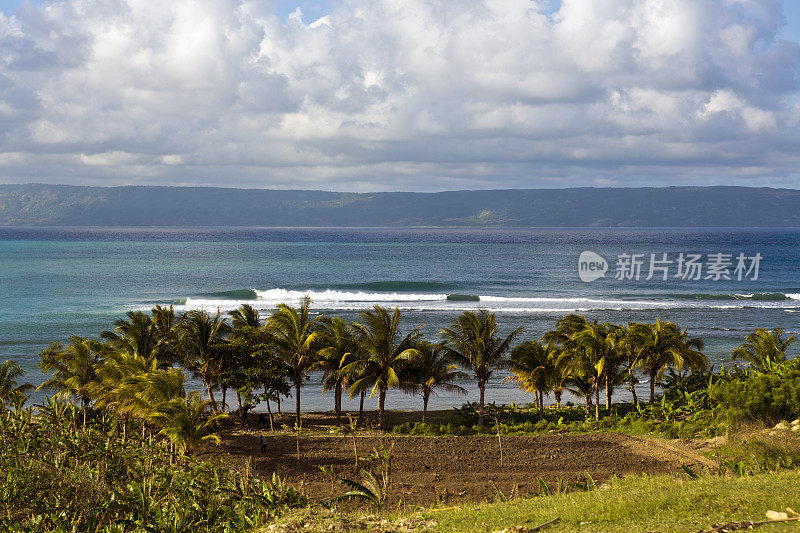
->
[421,470,800,532]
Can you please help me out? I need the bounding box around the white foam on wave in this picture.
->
[478,295,676,307]
[162,287,800,314]
[253,288,445,302]
[787,293,800,300]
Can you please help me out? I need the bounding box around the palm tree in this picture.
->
[506,341,557,419]
[564,374,594,412]
[126,367,187,417]
[619,324,642,406]
[94,348,186,422]
[628,320,708,403]
[440,310,521,426]
[101,311,159,359]
[403,341,467,422]
[732,327,796,372]
[151,305,180,365]
[264,296,321,428]
[218,305,264,413]
[101,307,179,367]
[312,316,358,426]
[0,360,33,405]
[91,348,160,415]
[343,306,421,430]
[560,322,612,420]
[38,336,104,425]
[150,392,228,455]
[541,314,591,409]
[541,314,589,346]
[177,310,231,407]
[229,304,261,329]
[600,323,627,409]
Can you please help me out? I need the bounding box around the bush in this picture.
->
[711,368,800,424]
[0,401,307,531]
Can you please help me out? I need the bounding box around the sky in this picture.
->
[1,1,800,191]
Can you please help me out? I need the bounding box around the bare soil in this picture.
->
[211,410,715,506]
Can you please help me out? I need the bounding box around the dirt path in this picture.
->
[621,434,719,472]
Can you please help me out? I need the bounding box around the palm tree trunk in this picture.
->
[236,391,242,418]
[594,387,600,420]
[554,389,562,408]
[538,390,544,420]
[277,396,282,415]
[606,379,613,410]
[358,390,365,426]
[422,392,429,423]
[205,381,217,408]
[265,395,274,431]
[295,378,301,428]
[649,371,657,403]
[335,382,342,426]
[378,386,387,430]
[222,387,227,412]
[630,379,638,407]
[478,384,486,426]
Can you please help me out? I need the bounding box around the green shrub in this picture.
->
[0,402,307,531]
[711,368,800,424]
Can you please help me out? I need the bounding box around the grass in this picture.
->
[712,431,800,474]
[421,470,800,532]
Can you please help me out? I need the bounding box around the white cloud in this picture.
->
[0,0,798,190]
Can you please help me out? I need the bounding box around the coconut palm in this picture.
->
[99,351,186,422]
[151,304,181,365]
[150,392,228,455]
[0,360,33,405]
[619,324,643,406]
[264,296,321,428]
[599,323,628,409]
[38,336,104,424]
[541,314,589,346]
[229,304,261,329]
[217,305,263,412]
[547,347,568,408]
[343,306,421,430]
[732,327,796,373]
[90,348,161,414]
[177,310,231,407]
[126,367,187,416]
[402,341,467,422]
[559,321,614,420]
[101,311,159,360]
[541,314,591,409]
[312,316,358,426]
[628,320,707,403]
[506,341,557,419]
[101,306,180,367]
[564,374,594,411]
[440,310,521,426]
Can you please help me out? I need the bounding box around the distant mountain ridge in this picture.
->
[0,184,798,227]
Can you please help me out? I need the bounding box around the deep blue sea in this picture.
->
[2,227,798,411]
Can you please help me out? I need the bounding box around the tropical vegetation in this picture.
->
[3,299,800,530]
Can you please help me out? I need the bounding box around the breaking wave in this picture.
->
[163,287,800,314]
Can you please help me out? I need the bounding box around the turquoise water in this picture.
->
[2,227,799,411]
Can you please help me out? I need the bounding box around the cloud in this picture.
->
[0,0,798,190]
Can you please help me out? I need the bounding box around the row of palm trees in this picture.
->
[33,297,721,433]
[508,314,708,421]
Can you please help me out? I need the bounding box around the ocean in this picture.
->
[2,227,798,412]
